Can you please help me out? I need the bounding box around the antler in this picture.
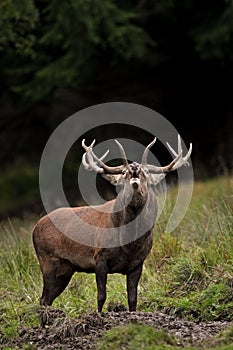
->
[82,146,109,172]
[82,136,192,175]
[141,137,157,165]
[145,135,192,173]
[114,139,130,169]
[82,139,128,174]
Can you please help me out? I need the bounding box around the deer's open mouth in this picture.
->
[130,178,140,188]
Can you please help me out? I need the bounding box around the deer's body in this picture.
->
[33,136,192,312]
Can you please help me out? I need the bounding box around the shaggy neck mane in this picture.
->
[111,188,152,227]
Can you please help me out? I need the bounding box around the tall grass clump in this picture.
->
[0,217,41,342]
[141,176,233,320]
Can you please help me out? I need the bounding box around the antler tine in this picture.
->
[171,143,192,170]
[166,134,182,157]
[146,151,183,173]
[166,135,192,168]
[146,134,192,173]
[141,137,157,165]
[82,139,126,174]
[184,143,192,162]
[178,134,182,155]
[82,139,105,173]
[91,149,110,165]
[82,149,110,171]
[114,140,130,169]
[99,149,110,161]
[82,139,95,151]
[166,142,177,157]
[82,153,91,170]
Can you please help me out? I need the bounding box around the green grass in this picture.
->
[96,324,178,350]
[96,323,233,350]
[0,217,41,342]
[139,176,233,322]
[0,176,233,348]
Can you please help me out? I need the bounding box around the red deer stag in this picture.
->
[33,135,192,312]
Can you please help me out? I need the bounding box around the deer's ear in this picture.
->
[102,174,124,186]
[149,173,166,185]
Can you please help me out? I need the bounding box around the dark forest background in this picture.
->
[0,0,232,217]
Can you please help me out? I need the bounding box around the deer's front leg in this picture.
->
[126,264,143,311]
[95,262,108,312]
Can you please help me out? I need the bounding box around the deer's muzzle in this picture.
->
[130,178,140,188]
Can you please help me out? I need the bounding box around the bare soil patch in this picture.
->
[4,306,232,349]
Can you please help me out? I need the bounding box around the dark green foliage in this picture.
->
[0,0,38,56]
[6,0,155,101]
[1,0,233,171]
[1,0,233,102]
[193,0,233,61]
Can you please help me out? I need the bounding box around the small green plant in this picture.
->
[96,323,178,350]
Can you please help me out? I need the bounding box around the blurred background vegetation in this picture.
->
[0,3,233,345]
[0,0,232,217]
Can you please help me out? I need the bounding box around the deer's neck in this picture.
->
[112,188,156,227]
[110,189,157,247]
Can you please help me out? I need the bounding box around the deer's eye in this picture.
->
[122,169,126,175]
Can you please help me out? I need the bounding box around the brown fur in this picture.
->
[33,164,157,312]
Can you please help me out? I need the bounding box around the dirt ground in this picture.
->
[4,306,232,349]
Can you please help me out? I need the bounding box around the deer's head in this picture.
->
[82,136,192,204]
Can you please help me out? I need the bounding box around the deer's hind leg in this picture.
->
[39,254,74,306]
